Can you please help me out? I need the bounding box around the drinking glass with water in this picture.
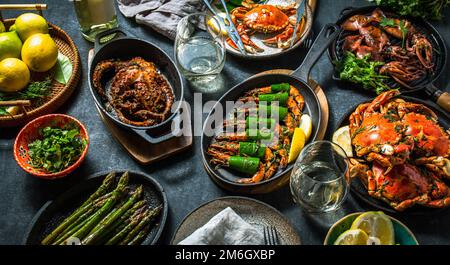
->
[290,141,350,213]
[175,13,225,84]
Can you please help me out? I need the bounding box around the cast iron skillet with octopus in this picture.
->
[336,96,450,215]
[201,24,340,194]
[88,28,184,144]
[328,6,450,113]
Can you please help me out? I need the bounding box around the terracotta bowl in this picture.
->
[14,114,89,179]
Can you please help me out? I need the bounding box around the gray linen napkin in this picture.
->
[117,0,204,40]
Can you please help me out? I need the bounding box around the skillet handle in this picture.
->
[132,111,183,144]
[292,23,341,82]
[435,91,450,113]
[339,6,355,19]
[94,28,127,53]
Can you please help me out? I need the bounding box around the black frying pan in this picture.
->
[201,24,341,194]
[336,96,450,215]
[328,6,450,113]
[88,28,184,144]
[23,171,168,244]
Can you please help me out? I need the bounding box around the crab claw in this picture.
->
[263,17,305,49]
[226,24,264,54]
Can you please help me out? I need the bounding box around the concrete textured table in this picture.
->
[1,0,449,245]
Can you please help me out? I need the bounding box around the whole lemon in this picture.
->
[0,58,30,92]
[22,33,58,72]
[15,13,48,41]
[0,21,5,33]
[0,31,22,61]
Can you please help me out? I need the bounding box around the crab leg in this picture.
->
[263,16,305,49]
[227,24,263,53]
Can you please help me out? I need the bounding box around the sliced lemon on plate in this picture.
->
[332,125,353,157]
[298,114,312,141]
[351,211,395,245]
[288,127,306,163]
[334,229,369,245]
[207,13,228,36]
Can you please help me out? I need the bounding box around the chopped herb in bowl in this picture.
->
[28,126,87,173]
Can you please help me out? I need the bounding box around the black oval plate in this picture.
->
[23,170,168,245]
[336,96,450,215]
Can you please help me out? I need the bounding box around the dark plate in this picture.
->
[328,6,447,92]
[23,170,168,245]
[171,196,301,245]
[336,96,450,215]
[201,74,322,194]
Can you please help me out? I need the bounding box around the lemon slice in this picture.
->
[6,106,20,115]
[298,114,312,141]
[351,211,395,245]
[332,125,353,157]
[207,13,228,36]
[288,127,306,163]
[334,229,369,245]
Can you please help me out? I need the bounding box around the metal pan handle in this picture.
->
[94,28,127,53]
[292,23,341,82]
[131,111,183,144]
[428,83,450,113]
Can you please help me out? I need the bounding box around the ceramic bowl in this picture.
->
[14,114,89,179]
[324,212,419,245]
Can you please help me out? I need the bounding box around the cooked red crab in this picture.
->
[349,90,413,171]
[228,1,304,53]
[350,161,450,211]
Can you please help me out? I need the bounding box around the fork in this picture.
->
[301,30,314,49]
[263,225,280,245]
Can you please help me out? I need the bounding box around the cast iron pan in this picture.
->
[23,170,168,245]
[336,96,450,215]
[201,23,340,194]
[88,28,184,144]
[328,6,450,113]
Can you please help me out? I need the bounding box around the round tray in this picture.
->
[171,196,301,245]
[0,19,81,128]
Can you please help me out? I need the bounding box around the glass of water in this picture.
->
[290,141,350,213]
[175,13,226,84]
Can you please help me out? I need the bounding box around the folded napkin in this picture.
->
[117,0,204,40]
[178,207,264,245]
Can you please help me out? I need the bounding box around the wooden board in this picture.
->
[253,69,329,141]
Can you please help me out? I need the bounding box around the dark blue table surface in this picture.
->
[1,0,449,245]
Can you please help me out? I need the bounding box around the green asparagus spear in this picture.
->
[95,200,148,244]
[71,172,129,241]
[40,173,115,245]
[119,205,162,245]
[81,172,115,208]
[54,213,97,245]
[127,224,151,245]
[105,208,147,245]
[82,186,144,245]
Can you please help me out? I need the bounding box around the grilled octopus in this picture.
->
[93,57,174,127]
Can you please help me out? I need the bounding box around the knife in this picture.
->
[202,0,246,54]
[289,0,306,49]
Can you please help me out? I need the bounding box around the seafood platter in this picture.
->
[1,0,450,248]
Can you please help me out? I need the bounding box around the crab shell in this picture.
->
[244,5,290,33]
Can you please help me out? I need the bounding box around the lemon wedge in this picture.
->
[298,114,312,141]
[334,229,369,245]
[288,127,306,163]
[207,13,228,36]
[351,211,395,245]
[332,125,353,157]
